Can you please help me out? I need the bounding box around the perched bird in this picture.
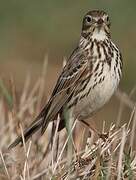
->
[9,10,122,149]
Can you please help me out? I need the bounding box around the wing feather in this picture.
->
[8,47,89,149]
[41,55,88,133]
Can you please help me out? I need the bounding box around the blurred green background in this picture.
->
[0,0,135,127]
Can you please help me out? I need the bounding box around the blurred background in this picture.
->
[0,0,136,128]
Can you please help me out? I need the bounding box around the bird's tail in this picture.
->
[8,117,45,149]
[8,99,53,150]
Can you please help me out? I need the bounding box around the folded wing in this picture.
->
[8,47,88,149]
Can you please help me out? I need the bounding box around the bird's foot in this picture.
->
[98,132,109,141]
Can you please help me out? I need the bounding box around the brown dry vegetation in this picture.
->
[0,60,136,180]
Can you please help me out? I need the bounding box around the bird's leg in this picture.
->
[80,120,99,134]
[80,120,108,141]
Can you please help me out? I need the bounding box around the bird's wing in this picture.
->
[8,47,89,149]
[41,47,89,133]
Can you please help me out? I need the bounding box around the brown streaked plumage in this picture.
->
[9,10,122,149]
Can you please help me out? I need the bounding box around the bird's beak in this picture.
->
[94,18,105,31]
[97,18,104,26]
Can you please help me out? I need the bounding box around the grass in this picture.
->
[0,59,136,180]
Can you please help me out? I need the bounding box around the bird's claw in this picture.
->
[98,132,109,141]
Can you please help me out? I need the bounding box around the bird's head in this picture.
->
[82,10,111,40]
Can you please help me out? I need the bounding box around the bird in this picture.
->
[9,10,123,149]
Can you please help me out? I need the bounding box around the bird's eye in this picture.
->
[106,16,109,22]
[86,16,92,23]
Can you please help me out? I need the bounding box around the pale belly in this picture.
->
[73,72,119,120]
